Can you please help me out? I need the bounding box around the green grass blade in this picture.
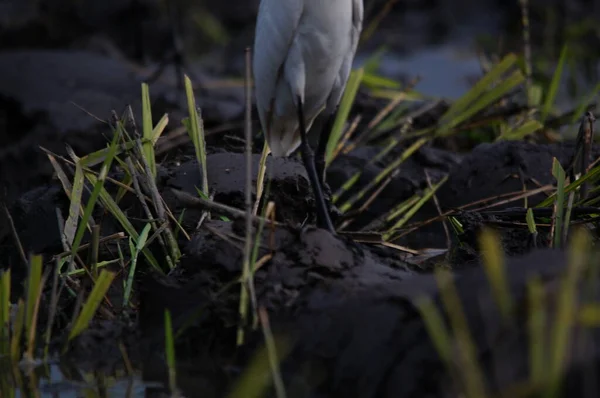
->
[526,208,537,234]
[440,53,518,127]
[0,269,10,356]
[25,254,43,357]
[64,162,86,246]
[10,300,24,362]
[551,158,566,248]
[141,83,156,178]
[527,277,546,388]
[123,223,151,307]
[339,137,427,213]
[326,68,364,165]
[183,75,209,197]
[83,174,161,271]
[164,309,177,394]
[478,228,513,321]
[151,114,169,144]
[439,70,525,134]
[70,122,122,268]
[383,175,447,240]
[541,44,568,122]
[435,269,489,398]
[546,227,590,397]
[536,161,600,207]
[68,270,116,341]
[415,296,453,368]
[498,120,543,141]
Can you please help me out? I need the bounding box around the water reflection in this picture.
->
[0,359,158,398]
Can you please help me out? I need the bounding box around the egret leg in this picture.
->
[144,1,198,90]
[296,97,336,233]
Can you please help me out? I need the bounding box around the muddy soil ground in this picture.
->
[2,1,600,397]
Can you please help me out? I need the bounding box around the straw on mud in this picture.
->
[172,188,279,227]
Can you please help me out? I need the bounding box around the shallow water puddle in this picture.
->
[0,360,160,398]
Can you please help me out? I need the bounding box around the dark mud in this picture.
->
[2,1,600,396]
[2,137,599,397]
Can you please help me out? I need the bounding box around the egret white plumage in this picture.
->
[253,0,364,233]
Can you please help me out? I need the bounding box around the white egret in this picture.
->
[253,0,364,233]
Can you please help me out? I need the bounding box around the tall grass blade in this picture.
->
[123,223,151,307]
[10,300,24,362]
[541,44,568,122]
[141,83,156,178]
[68,270,116,342]
[478,228,513,321]
[183,75,209,197]
[326,68,364,165]
[164,309,178,394]
[25,254,43,359]
[435,269,489,398]
[551,158,566,248]
[415,296,453,368]
[498,120,543,141]
[439,54,518,128]
[383,175,447,240]
[69,121,122,270]
[527,277,546,389]
[546,227,590,397]
[0,269,10,356]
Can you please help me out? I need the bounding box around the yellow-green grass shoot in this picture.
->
[415,295,453,370]
[24,255,44,361]
[546,227,590,397]
[478,228,513,322]
[332,126,415,205]
[253,141,270,216]
[337,137,427,213]
[438,53,524,135]
[527,277,546,390]
[66,120,122,274]
[497,119,543,141]
[383,175,447,241]
[229,309,290,398]
[164,309,178,394]
[67,270,116,342]
[434,268,490,398]
[141,83,156,179]
[541,44,569,123]
[123,223,152,307]
[536,161,600,207]
[551,158,566,248]
[0,269,10,357]
[325,68,364,166]
[569,82,600,125]
[77,163,162,272]
[183,75,209,198]
[10,300,24,362]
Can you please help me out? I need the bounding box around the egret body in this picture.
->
[253,0,363,233]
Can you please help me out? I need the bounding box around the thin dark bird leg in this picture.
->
[297,97,336,233]
[144,1,198,90]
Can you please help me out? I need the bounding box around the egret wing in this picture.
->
[253,0,304,136]
[326,0,364,112]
